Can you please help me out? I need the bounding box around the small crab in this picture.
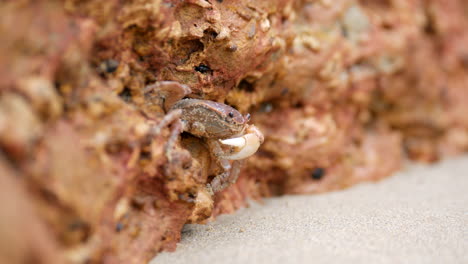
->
[146,81,264,194]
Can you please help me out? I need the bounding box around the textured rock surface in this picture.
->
[0,0,467,263]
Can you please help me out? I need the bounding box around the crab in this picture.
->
[146,81,264,194]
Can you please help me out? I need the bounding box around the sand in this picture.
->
[152,157,468,264]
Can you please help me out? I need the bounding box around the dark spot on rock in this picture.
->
[340,24,349,38]
[424,15,436,35]
[39,189,59,203]
[54,81,61,89]
[139,150,152,160]
[382,22,394,30]
[281,88,289,95]
[182,159,192,169]
[238,79,255,92]
[194,64,212,74]
[118,87,132,102]
[116,222,124,232]
[104,59,119,73]
[68,219,86,231]
[460,54,468,68]
[217,0,223,3]
[174,39,204,63]
[178,193,195,203]
[311,168,325,180]
[204,29,218,39]
[67,219,91,242]
[131,196,146,210]
[281,16,288,24]
[269,79,276,87]
[293,101,304,108]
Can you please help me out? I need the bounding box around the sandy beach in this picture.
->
[152,157,468,264]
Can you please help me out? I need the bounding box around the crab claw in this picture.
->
[219,125,264,160]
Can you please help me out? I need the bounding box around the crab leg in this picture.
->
[150,109,182,135]
[164,119,183,161]
[207,160,244,193]
[148,109,185,162]
[206,139,234,194]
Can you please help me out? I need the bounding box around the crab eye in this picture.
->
[228,112,234,118]
[245,113,251,121]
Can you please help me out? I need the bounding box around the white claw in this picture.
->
[220,137,247,148]
[219,125,264,160]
